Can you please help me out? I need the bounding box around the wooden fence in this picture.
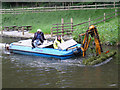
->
[51,18,74,37]
[0,3,120,14]
[51,9,120,37]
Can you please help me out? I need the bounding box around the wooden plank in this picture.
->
[52,28,73,31]
[58,39,77,50]
[72,21,89,27]
[53,23,72,25]
[52,30,75,34]
[92,16,104,21]
[52,25,72,28]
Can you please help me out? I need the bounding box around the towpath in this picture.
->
[0,31,73,40]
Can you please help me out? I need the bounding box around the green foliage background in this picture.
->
[2,9,119,45]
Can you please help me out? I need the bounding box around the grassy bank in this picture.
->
[2,9,119,45]
[73,16,119,45]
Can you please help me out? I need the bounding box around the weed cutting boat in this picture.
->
[9,39,82,59]
[5,25,117,65]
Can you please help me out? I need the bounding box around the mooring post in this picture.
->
[104,13,106,23]
[22,27,24,35]
[71,18,73,33]
[61,18,64,36]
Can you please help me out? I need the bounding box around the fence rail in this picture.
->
[1,25,32,35]
[51,9,119,37]
[0,3,120,14]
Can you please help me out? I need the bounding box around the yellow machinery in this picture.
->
[80,25,103,57]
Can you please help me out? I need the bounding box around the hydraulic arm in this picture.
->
[80,25,103,57]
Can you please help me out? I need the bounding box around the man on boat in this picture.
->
[53,35,64,49]
[32,29,46,48]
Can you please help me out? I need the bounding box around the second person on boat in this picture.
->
[53,35,64,49]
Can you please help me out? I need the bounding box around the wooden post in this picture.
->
[36,2,38,7]
[115,9,117,16]
[23,6,24,14]
[65,2,66,7]
[104,13,106,23]
[62,2,64,6]
[42,6,45,11]
[95,3,97,9]
[89,18,91,26]
[1,26,3,34]
[39,7,41,12]
[51,27,53,37]
[68,4,70,10]
[22,4,24,14]
[13,8,15,14]
[64,2,66,9]
[61,18,64,36]
[72,1,73,6]
[56,24,58,36]
[55,5,57,11]
[10,4,12,9]
[71,18,73,33]
[22,27,24,35]
[10,5,12,14]
[70,2,71,6]
[32,7,33,13]
[63,2,65,9]
[114,0,115,8]
[49,2,50,7]
[2,9,4,14]
[104,3,105,9]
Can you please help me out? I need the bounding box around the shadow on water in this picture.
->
[1,37,118,88]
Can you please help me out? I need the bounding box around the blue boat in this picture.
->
[9,39,82,59]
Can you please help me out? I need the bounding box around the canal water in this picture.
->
[0,37,118,88]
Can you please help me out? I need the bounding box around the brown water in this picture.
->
[0,37,118,88]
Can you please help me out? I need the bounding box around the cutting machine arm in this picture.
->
[80,25,103,57]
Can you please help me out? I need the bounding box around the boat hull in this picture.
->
[9,43,82,59]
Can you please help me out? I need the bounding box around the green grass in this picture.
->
[2,9,119,45]
[73,16,119,45]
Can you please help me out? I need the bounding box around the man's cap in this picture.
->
[37,29,42,32]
